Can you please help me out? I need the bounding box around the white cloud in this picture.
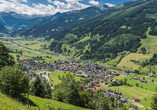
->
[105,3,116,7]
[89,0,99,5]
[0,0,56,15]
[21,0,27,3]
[0,0,90,16]
[48,0,89,12]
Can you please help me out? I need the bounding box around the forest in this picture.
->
[49,0,157,61]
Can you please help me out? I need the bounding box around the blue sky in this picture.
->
[0,0,136,15]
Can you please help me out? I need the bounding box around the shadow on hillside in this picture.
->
[19,95,38,107]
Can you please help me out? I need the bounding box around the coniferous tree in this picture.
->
[32,75,45,98]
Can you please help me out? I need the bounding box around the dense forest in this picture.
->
[48,0,157,61]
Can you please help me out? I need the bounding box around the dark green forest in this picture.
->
[48,0,157,61]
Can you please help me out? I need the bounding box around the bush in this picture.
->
[0,66,29,98]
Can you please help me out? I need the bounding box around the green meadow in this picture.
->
[49,71,84,86]
[28,95,90,110]
[100,75,157,109]
[0,92,89,110]
[117,53,151,72]
[2,39,67,62]
[0,92,29,110]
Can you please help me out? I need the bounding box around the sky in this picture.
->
[0,0,136,16]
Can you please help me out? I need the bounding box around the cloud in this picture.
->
[0,0,90,16]
[0,0,56,15]
[48,0,89,12]
[89,0,99,5]
[21,0,27,3]
[105,3,116,7]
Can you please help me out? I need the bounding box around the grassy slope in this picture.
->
[0,93,29,110]
[0,92,89,110]
[108,25,157,72]
[137,27,157,54]
[117,53,151,72]
[28,95,90,110]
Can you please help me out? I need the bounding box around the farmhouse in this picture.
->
[139,79,147,83]
[133,98,140,102]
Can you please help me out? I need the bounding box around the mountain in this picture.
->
[0,22,10,34]
[0,12,23,30]
[99,4,110,11]
[11,12,69,31]
[11,6,104,37]
[8,11,44,20]
[46,0,157,61]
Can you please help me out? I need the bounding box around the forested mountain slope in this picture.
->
[48,0,157,61]
[11,6,104,38]
[0,22,10,34]
[0,12,23,29]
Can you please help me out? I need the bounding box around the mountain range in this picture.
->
[0,4,110,32]
[46,0,157,61]
[11,5,109,37]
[1,0,157,62]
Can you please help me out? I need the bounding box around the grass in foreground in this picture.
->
[0,92,89,110]
[28,95,90,110]
[0,92,29,110]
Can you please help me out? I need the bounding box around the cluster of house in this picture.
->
[17,56,142,108]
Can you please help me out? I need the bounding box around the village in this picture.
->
[15,56,149,109]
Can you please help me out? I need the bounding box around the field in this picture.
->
[137,27,157,54]
[2,38,67,62]
[117,53,151,72]
[100,75,157,109]
[49,71,84,86]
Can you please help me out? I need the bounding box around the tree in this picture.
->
[124,78,127,85]
[151,87,157,110]
[31,75,45,98]
[136,83,139,87]
[0,66,29,98]
[93,90,110,110]
[152,79,154,82]
[141,47,146,54]
[58,75,60,80]
[53,73,80,106]
[153,70,155,74]
[0,41,15,70]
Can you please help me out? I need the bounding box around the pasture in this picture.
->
[117,53,151,72]
[2,39,67,63]
[101,75,157,109]
[49,71,84,86]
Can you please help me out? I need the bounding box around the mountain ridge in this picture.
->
[11,6,104,37]
[47,0,156,61]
